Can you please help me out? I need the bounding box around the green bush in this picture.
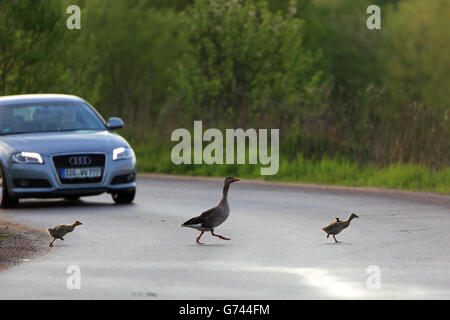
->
[175,0,326,127]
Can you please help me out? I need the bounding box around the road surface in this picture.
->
[0,175,449,299]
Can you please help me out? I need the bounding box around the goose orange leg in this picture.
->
[196,232,205,244]
[211,231,231,241]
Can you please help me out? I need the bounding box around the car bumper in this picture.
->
[5,155,136,199]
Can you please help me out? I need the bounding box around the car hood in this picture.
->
[0,130,129,156]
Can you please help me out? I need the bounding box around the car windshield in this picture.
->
[0,101,106,135]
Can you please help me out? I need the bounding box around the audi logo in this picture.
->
[69,156,92,166]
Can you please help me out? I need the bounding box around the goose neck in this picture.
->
[220,183,230,203]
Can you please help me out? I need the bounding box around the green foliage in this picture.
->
[300,0,383,94]
[0,0,100,100]
[82,0,186,134]
[0,0,448,190]
[372,0,450,168]
[175,0,326,127]
[0,0,64,94]
[382,0,450,109]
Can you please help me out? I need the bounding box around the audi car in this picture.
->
[0,94,136,208]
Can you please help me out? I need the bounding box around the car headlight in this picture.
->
[112,147,133,161]
[12,152,44,164]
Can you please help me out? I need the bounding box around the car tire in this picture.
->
[0,166,19,209]
[112,188,136,204]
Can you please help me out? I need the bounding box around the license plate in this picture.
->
[61,167,102,179]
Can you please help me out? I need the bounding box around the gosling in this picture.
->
[321,213,359,243]
[47,221,82,247]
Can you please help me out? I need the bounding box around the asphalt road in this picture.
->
[0,175,449,299]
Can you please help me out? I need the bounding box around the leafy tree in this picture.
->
[382,0,450,110]
[376,0,450,167]
[83,0,186,134]
[0,0,99,101]
[175,0,326,133]
[0,0,64,94]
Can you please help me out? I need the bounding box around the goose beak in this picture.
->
[232,178,240,182]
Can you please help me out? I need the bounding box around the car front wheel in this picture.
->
[112,188,135,204]
[0,167,19,208]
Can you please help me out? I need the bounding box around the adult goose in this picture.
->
[182,177,239,244]
[321,213,359,243]
[47,221,82,247]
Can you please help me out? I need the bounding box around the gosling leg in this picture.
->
[49,238,56,247]
[333,235,342,243]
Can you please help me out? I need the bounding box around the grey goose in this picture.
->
[182,177,239,244]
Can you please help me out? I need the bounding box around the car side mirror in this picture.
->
[107,117,124,130]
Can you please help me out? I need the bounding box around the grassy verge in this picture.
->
[0,233,14,244]
[132,143,450,194]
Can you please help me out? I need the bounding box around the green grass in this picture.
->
[0,233,14,244]
[132,142,450,194]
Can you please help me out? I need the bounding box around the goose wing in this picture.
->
[181,207,218,227]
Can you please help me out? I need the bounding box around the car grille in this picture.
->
[53,154,105,184]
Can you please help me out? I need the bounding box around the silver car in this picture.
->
[0,94,136,208]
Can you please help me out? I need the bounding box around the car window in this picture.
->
[0,101,106,135]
